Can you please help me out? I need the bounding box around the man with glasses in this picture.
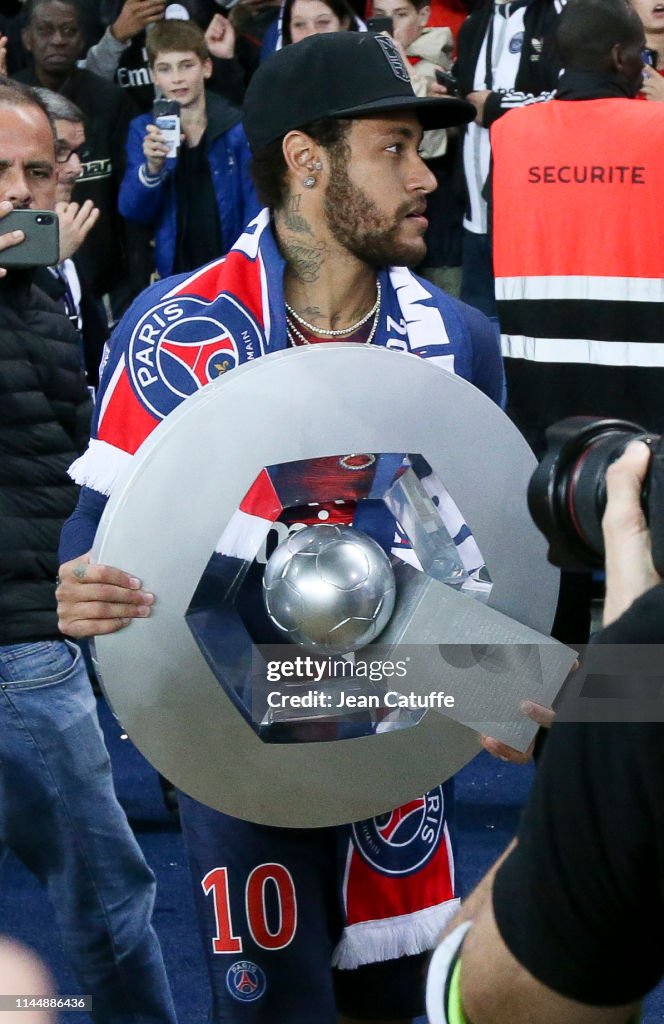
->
[34,88,109,386]
[16,0,137,308]
[53,112,89,202]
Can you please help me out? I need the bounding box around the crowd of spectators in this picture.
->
[0,0,657,314]
[4,0,660,327]
[2,0,664,1019]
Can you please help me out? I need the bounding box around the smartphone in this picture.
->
[366,15,393,34]
[152,98,181,158]
[435,69,462,97]
[643,47,659,68]
[0,209,59,268]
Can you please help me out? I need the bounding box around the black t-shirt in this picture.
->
[493,582,664,1006]
[173,133,222,276]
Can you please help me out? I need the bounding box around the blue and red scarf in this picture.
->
[70,209,484,496]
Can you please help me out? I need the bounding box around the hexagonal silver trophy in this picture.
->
[92,345,575,826]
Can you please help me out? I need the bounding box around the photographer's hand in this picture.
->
[602,441,661,626]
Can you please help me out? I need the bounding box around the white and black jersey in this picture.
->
[455,0,564,233]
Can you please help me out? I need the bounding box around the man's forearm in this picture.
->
[59,486,108,562]
[82,26,128,80]
[438,839,515,943]
[428,849,641,1024]
[458,898,640,1024]
[483,88,555,126]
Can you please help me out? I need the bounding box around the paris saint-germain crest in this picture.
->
[351,785,445,876]
[128,293,265,419]
[226,960,267,1003]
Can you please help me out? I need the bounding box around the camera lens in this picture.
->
[528,417,652,570]
[35,214,54,225]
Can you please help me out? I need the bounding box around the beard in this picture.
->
[323,145,428,268]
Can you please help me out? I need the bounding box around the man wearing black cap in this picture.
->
[56,31,507,1023]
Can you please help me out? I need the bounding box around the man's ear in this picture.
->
[21,25,33,55]
[611,41,629,74]
[203,57,213,80]
[419,4,431,29]
[282,130,324,183]
[611,42,622,71]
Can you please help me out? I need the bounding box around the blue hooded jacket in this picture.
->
[119,91,260,278]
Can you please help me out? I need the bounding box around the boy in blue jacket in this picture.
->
[119,18,259,279]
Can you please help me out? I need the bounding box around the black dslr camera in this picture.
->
[528,417,664,574]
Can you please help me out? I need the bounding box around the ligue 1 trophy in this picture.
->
[92,345,575,827]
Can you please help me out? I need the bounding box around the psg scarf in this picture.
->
[69,209,477,496]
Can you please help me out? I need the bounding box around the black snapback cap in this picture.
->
[243,32,476,153]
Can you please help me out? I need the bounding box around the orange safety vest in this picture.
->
[491,98,664,368]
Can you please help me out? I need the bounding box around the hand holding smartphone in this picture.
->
[643,47,659,68]
[152,99,181,158]
[435,69,462,97]
[0,207,59,270]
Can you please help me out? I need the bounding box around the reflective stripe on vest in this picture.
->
[501,335,664,366]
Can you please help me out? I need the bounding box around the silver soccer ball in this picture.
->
[262,524,396,654]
